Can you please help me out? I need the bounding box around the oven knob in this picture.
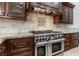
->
[61,35,64,38]
[58,35,61,39]
[44,36,46,39]
[57,35,59,39]
[55,36,57,39]
[54,36,57,40]
[46,36,50,41]
[50,36,54,40]
[41,36,43,42]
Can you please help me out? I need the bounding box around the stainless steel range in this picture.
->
[31,30,65,56]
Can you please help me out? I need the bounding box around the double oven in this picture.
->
[35,38,64,56]
[31,30,65,56]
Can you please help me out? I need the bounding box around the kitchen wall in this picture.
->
[0,2,79,35]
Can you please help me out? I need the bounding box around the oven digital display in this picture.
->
[37,46,46,56]
[52,42,61,53]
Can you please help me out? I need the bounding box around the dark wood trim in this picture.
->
[62,2,75,8]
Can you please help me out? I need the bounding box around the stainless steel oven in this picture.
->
[35,42,48,56]
[48,39,64,56]
[35,38,64,56]
[31,30,65,56]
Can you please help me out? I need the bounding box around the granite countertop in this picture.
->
[0,29,79,44]
[62,31,79,34]
[0,32,33,39]
[0,32,33,44]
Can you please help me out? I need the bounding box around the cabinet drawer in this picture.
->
[11,50,32,56]
[9,38,30,43]
[8,38,32,51]
[12,42,30,50]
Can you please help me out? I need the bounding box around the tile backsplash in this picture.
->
[0,12,78,34]
[0,11,79,44]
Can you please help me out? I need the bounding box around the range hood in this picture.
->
[29,2,61,16]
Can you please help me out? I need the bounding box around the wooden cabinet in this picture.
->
[54,2,75,24]
[68,7,73,24]
[0,2,5,16]
[64,33,78,51]
[5,2,26,20]
[0,40,7,56]
[64,34,71,51]
[0,37,34,56]
[0,2,27,20]
[62,5,69,23]
[70,33,78,48]
[6,37,34,56]
[0,47,7,56]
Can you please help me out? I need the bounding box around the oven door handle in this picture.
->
[35,41,48,45]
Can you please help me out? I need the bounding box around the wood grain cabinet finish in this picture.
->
[70,33,78,48]
[64,33,78,51]
[64,34,71,51]
[0,40,7,56]
[7,37,34,56]
[0,2,30,20]
[6,2,26,20]
[54,2,75,24]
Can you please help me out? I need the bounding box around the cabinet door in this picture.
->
[7,2,25,19]
[68,7,73,24]
[0,2,5,15]
[62,5,69,23]
[7,37,33,56]
[64,34,71,51]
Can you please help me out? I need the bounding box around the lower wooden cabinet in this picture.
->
[0,41,7,56]
[11,49,32,56]
[0,37,34,56]
[64,34,71,51]
[7,37,34,56]
[64,33,78,51]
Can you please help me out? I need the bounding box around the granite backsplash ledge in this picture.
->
[0,28,79,39]
[53,28,79,33]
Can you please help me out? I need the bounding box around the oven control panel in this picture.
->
[34,34,64,43]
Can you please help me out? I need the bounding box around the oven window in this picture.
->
[37,46,46,56]
[52,42,61,53]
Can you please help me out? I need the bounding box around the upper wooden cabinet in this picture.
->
[54,2,75,24]
[7,2,25,19]
[0,3,5,16]
[28,2,62,16]
[0,2,27,20]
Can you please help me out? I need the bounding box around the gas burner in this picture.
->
[31,30,64,43]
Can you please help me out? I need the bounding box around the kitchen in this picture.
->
[0,2,79,56]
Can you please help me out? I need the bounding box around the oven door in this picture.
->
[35,43,48,56]
[48,40,64,56]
